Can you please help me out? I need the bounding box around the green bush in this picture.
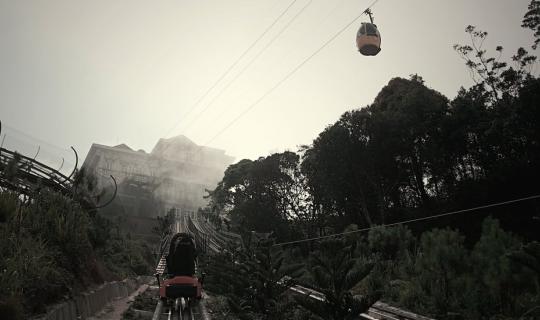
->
[0,187,153,317]
[0,226,70,313]
[368,224,414,261]
[97,236,153,278]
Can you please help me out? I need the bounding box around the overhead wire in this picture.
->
[159,0,378,161]
[164,0,300,137]
[2,123,72,152]
[1,123,77,174]
[207,0,347,127]
[273,194,540,247]
[181,0,315,133]
[203,0,380,145]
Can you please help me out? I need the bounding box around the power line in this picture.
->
[164,0,300,137]
[204,0,380,145]
[182,0,315,133]
[273,194,540,247]
[1,123,77,173]
[2,123,71,152]
[206,0,347,128]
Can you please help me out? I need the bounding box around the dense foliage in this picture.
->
[296,238,377,320]
[0,175,154,318]
[368,220,540,319]
[208,66,539,243]
[206,152,312,241]
[204,3,540,319]
[205,237,305,319]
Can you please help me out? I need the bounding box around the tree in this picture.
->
[508,241,540,317]
[298,239,376,320]
[206,239,303,319]
[302,121,377,229]
[451,21,540,239]
[302,77,451,232]
[368,225,414,262]
[400,229,469,318]
[509,241,540,276]
[207,152,308,241]
[370,76,451,208]
[522,0,540,49]
[454,26,536,104]
[470,217,527,317]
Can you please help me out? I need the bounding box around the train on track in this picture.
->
[154,232,204,320]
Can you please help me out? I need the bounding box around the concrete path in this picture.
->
[88,284,149,320]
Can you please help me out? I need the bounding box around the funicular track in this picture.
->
[152,214,210,320]
[188,212,243,250]
[170,212,435,320]
[0,146,76,196]
[0,121,75,195]
[0,122,118,209]
[152,297,196,320]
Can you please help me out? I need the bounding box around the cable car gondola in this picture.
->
[356,9,381,56]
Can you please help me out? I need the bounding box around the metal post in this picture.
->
[152,300,164,320]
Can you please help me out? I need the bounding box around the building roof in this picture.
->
[113,143,134,151]
[83,136,233,170]
[151,135,197,158]
[151,135,230,161]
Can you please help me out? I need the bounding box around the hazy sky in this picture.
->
[0,0,536,167]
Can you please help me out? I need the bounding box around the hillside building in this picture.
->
[82,135,233,218]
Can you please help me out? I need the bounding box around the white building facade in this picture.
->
[82,135,234,217]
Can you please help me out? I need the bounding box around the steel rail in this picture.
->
[157,213,432,320]
[153,214,204,320]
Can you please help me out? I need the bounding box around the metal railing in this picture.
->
[0,147,74,196]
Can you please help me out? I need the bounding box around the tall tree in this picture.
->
[404,229,469,317]
[369,76,450,207]
[206,239,303,319]
[303,77,450,231]
[522,0,540,49]
[207,152,308,240]
[470,217,525,316]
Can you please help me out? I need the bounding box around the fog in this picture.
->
[1,0,535,162]
[0,123,77,176]
[82,136,233,217]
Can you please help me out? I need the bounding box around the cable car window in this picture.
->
[365,24,378,36]
[358,24,366,35]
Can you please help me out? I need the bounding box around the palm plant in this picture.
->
[298,239,376,320]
